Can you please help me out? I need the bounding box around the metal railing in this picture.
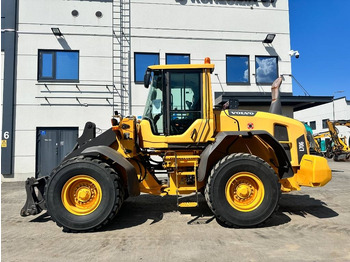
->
[36,83,115,107]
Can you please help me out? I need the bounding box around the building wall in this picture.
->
[3,0,114,181]
[130,0,292,117]
[2,0,292,180]
[240,105,294,118]
[294,97,350,144]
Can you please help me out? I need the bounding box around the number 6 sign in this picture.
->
[3,131,10,140]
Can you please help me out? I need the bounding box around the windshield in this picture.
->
[142,71,164,134]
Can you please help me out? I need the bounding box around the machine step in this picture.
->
[177,171,196,176]
[178,202,198,208]
[177,186,197,191]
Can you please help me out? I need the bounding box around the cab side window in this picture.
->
[169,71,202,135]
[142,71,165,135]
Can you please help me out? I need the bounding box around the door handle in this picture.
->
[191,129,197,141]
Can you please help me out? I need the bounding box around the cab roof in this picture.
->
[148,63,215,71]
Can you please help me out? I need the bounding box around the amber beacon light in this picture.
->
[204,57,211,64]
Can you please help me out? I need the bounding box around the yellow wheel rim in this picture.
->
[225,172,265,212]
[61,175,102,216]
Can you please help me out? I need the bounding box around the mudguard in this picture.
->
[82,146,140,197]
[20,122,140,218]
[63,124,116,162]
[197,131,294,182]
[63,122,140,196]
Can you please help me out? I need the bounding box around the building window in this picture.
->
[322,119,328,129]
[226,55,250,84]
[134,52,159,83]
[309,121,316,130]
[255,56,278,85]
[38,50,79,81]
[166,54,190,65]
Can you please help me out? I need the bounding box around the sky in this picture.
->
[288,0,350,100]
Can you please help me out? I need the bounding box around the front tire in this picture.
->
[45,156,124,232]
[205,153,280,227]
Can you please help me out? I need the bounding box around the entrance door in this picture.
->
[36,127,78,178]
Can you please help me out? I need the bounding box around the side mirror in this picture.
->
[144,69,151,88]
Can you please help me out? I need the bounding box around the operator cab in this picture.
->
[143,69,202,136]
[139,60,215,148]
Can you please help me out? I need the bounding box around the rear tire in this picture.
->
[326,150,333,159]
[205,153,280,227]
[45,156,124,232]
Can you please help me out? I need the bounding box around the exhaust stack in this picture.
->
[269,77,283,115]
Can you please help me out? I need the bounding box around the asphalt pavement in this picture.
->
[2,159,350,262]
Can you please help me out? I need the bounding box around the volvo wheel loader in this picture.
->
[21,58,332,232]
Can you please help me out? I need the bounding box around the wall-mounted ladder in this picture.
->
[112,0,131,116]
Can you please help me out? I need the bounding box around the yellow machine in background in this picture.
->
[21,58,332,232]
[325,120,350,160]
[303,122,323,156]
[313,131,331,157]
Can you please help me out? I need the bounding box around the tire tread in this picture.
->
[204,153,281,227]
[45,156,124,232]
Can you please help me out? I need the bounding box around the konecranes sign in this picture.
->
[227,0,274,1]
[180,0,276,4]
[189,0,275,2]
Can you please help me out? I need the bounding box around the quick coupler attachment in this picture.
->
[20,176,48,217]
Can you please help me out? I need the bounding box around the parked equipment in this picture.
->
[304,123,322,155]
[325,120,350,160]
[313,131,332,157]
[21,58,332,232]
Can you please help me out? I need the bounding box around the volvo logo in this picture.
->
[229,111,257,116]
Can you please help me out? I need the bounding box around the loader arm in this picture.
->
[20,177,47,217]
[20,121,140,217]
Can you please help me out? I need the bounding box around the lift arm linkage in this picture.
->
[20,176,48,217]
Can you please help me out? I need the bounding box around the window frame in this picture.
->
[309,121,316,130]
[165,53,191,65]
[255,55,279,85]
[226,54,250,85]
[322,119,328,129]
[37,49,79,82]
[165,69,203,136]
[134,52,160,84]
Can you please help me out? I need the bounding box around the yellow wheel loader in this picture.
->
[21,58,332,232]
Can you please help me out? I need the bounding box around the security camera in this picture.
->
[289,50,300,59]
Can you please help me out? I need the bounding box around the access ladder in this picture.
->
[163,153,200,208]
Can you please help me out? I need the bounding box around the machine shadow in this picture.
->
[29,212,51,223]
[277,194,339,219]
[103,194,215,231]
[253,194,338,229]
[104,193,338,231]
[29,193,338,231]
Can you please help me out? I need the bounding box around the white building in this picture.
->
[1,0,329,181]
[294,97,350,144]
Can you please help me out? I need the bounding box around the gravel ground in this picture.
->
[2,159,350,262]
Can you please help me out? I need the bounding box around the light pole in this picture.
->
[332,90,344,120]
